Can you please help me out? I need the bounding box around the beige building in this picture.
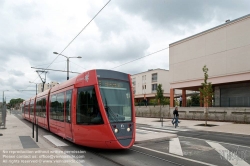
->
[37,81,59,93]
[131,69,170,103]
[169,14,250,107]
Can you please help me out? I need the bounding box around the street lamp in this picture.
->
[2,90,9,104]
[53,52,82,80]
[29,81,39,95]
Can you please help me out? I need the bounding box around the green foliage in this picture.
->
[155,84,164,105]
[8,98,25,108]
[163,98,170,105]
[190,93,200,106]
[199,65,213,107]
[149,99,157,105]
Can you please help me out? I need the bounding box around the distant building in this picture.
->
[131,69,170,103]
[37,81,59,93]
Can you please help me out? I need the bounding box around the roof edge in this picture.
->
[169,13,250,46]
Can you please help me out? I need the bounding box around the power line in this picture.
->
[29,0,111,87]
[33,60,66,67]
[69,60,87,70]
[31,67,81,74]
[46,0,111,70]
[110,46,169,69]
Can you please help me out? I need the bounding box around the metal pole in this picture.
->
[36,84,37,95]
[2,91,3,124]
[36,118,38,142]
[3,105,6,128]
[32,118,34,138]
[67,58,69,80]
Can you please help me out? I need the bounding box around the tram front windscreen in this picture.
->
[98,79,132,123]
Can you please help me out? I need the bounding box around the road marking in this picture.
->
[207,141,250,166]
[136,129,158,133]
[139,127,177,133]
[179,136,250,149]
[133,145,217,166]
[169,137,183,156]
[43,135,68,146]
[150,126,190,131]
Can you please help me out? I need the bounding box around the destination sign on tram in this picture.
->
[98,80,124,88]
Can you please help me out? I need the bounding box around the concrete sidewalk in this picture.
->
[136,117,250,135]
[0,112,83,166]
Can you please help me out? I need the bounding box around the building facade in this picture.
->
[37,81,59,93]
[169,14,250,107]
[131,69,170,104]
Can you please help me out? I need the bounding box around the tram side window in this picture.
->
[42,98,46,118]
[77,86,104,125]
[50,95,57,120]
[36,99,41,117]
[65,90,72,123]
[24,103,27,114]
[57,93,64,122]
[25,103,29,115]
[30,100,34,116]
[50,94,64,121]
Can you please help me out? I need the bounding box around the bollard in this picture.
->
[36,118,38,142]
[161,116,163,127]
[32,118,34,138]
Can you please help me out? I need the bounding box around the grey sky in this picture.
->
[0,0,250,102]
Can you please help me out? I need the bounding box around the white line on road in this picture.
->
[139,127,177,133]
[136,129,158,133]
[179,136,250,149]
[206,141,250,166]
[133,145,217,166]
[169,137,183,156]
[43,135,68,146]
[150,126,190,131]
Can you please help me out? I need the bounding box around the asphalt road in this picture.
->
[12,110,250,166]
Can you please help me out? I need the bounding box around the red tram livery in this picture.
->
[22,69,135,149]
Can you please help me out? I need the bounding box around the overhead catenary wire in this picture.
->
[110,46,169,69]
[27,0,111,89]
[46,0,111,70]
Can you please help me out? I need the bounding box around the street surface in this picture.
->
[11,110,250,166]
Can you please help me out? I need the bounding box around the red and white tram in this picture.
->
[22,69,135,149]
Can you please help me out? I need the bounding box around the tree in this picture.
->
[190,93,200,106]
[199,65,213,126]
[155,84,164,122]
[9,98,25,109]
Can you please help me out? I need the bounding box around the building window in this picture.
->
[152,73,157,82]
[132,78,136,86]
[152,84,157,92]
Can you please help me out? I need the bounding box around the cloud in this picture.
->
[115,0,250,32]
[9,70,25,76]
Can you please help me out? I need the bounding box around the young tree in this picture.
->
[155,84,164,122]
[199,65,213,126]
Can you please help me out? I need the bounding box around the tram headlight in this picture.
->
[127,128,130,132]
[114,128,119,133]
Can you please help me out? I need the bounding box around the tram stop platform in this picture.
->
[0,110,177,166]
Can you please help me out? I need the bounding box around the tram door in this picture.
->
[65,90,73,141]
